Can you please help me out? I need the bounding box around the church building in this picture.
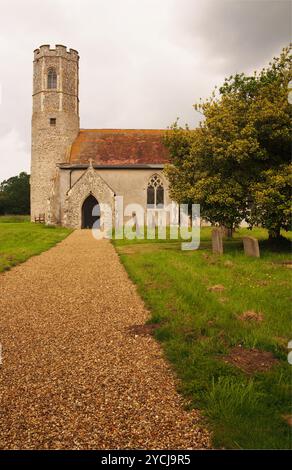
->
[30,45,171,229]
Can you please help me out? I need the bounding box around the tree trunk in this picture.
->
[222,226,234,238]
[268,227,281,240]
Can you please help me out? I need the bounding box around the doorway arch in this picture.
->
[81,194,100,229]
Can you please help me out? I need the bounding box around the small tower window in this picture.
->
[47,68,57,89]
[147,174,164,208]
[50,118,56,126]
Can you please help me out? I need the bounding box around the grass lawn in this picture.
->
[0,215,72,272]
[113,227,292,449]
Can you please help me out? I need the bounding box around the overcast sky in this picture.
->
[0,0,290,181]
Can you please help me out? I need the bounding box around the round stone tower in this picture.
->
[30,44,80,221]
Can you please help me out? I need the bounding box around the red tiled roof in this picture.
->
[69,129,169,166]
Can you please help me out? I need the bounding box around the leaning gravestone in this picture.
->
[212,228,223,255]
[243,236,260,258]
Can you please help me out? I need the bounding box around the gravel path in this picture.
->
[0,230,210,449]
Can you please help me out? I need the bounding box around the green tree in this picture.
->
[164,45,292,239]
[250,165,292,239]
[0,172,30,215]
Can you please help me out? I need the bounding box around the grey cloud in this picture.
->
[171,0,291,73]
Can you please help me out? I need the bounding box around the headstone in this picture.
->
[132,212,141,237]
[243,236,260,258]
[212,228,223,255]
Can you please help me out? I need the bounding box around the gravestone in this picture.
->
[132,211,141,237]
[243,236,260,258]
[212,228,223,255]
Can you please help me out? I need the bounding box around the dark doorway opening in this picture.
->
[81,194,100,229]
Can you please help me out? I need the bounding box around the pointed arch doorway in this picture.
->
[81,194,100,229]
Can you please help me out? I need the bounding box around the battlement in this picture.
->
[33,44,79,61]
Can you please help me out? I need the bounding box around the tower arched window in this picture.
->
[47,68,57,89]
[147,174,164,208]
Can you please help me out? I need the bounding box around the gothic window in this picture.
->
[47,68,57,89]
[147,174,164,208]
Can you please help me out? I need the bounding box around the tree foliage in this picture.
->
[250,165,292,239]
[0,172,30,215]
[164,45,292,238]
